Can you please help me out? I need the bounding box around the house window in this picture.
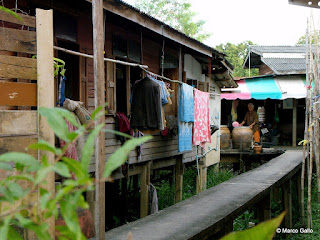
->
[113,34,127,58]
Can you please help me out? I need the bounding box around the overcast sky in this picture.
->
[123,0,320,48]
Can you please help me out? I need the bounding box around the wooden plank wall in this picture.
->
[0,11,38,157]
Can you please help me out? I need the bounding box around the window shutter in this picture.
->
[106,61,116,115]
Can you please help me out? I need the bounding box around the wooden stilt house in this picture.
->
[0,0,237,235]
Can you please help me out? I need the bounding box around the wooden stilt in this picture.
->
[196,165,207,193]
[140,161,151,218]
[92,0,106,238]
[282,180,292,228]
[175,156,184,203]
[256,194,271,222]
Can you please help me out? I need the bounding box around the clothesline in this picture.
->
[53,46,149,68]
[53,46,219,96]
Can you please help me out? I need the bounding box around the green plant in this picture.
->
[0,6,22,21]
[221,212,285,240]
[0,107,151,239]
[233,210,256,231]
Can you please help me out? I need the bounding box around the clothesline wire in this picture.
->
[53,46,219,96]
[139,66,220,96]
[53,46,149,69]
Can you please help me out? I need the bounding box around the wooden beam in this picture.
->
[0,28,36,54]
[0,82,37,106]
[0,11,36,28]
[92,0,106,238]
[292,99,297,147]
[0,110,37,135]
[0,55,37,80]
[36,8,55,238]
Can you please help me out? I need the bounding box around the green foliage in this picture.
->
[215,41,259,78]
[221,212,285,240]
[0,107,151,239]
[133,0,211,42]
[233,210,256,231]
[296,31,320,45]
[0,6,22,21]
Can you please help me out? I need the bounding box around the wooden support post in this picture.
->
[273,187,280,203]
[282,180,292,228]
[221,219,234,236]
[140,161,151,218]
[256,194,271,222]
[175,156,184,203]
[36,8,55,239]
[92,0,106,239]
[292,99,297,147]
[196,165,207,193]
[297,171,302,215]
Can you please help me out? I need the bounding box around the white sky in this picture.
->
[123,0,320,48]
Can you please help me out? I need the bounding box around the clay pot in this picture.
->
[254,145,262,154]
[220,125,230,149]
[232,126,253,149]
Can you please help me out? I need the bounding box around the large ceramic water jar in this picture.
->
[220,125,230,149]
[232,126,253,149]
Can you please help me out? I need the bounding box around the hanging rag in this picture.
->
[179,83,194,122]
[178,83,194,152]
[57,75,66,107]
[149,183,159,214]
[193,89,211,147]
[134,130,144,162]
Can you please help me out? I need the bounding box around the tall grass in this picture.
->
[155,165,234,210]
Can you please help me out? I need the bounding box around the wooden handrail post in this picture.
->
[36,8,55,239]
[92,0,106,239]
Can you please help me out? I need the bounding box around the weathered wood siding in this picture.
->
[259,63,274,75]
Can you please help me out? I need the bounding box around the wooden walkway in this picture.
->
[102,150,303,240]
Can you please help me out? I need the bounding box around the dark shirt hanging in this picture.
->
[131,76,162,130]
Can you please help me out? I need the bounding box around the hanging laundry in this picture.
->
[149,75,169,105]
[179,83,194,122]
[178,83,194,152]
[57,75,66,107]
[131,76,163,130]
[178,122,193,152]
[134,130,144,162]
[115,112,133,144]
[193,89,211,147]
[59,119,78,161]
[149,183,159,214]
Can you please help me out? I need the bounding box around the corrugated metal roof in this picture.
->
[261,58,306,74]
[250,45,306,55]
[244,45,307,74]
